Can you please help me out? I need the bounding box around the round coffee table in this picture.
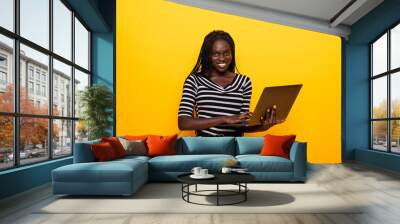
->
[177,173,255,206]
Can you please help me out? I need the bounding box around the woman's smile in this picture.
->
[217,63,227,68]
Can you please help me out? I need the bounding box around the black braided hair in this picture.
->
[189,30,239,78]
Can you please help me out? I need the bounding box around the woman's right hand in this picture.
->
[223,112,252,124]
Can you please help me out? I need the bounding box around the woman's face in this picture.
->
[210,39,232,74]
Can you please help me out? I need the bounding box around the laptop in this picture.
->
[220,84,302,128]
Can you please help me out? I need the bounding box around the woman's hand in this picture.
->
[244,106,284,133]
[223,112,252,124]
[178,113,251,131]
[261,105,284,126]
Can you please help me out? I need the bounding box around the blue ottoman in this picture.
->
[52,157,148,196]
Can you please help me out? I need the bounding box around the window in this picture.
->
[20,117,48,165]
[391,22,400,69]
[41,73,46,83]
[371,23,400,154]
[35,70,40,81]
[28,67,34,80]
[54,89,58,104]
[0,54,7,86]
[53,0,72,60]
[0,0,91,170]
[20,0,49,49]
[35,84,40,95]
[0,116,13,170]
[74,69,89,118]
[53,59,71,117]
[0,71,6,84]
[42,85,46,97]
[75,18,89,70]
[0,55,7,67]
[53,119,72,158]
[0,0,14,32]
[28,81,34,94]
[0,34,13,113]
[74,69,89,142]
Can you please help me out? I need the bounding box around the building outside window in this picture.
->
[0,0,91,170]
[371,23,400,154]
[0,54,7,87]
[54,89,58,103]
[35,70,40,81]
[28,67,34,80]
[41,85,46,97]
[41,73,46,83]
[28,81,34,94]
[35,83,40,95]
[0,71,6,84]
[0,54,7,67]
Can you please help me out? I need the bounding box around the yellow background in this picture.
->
[116,0,342,163]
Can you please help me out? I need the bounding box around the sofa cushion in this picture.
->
[148,154,235,172]
[236,155,293,172]
[101,137,127,158]
[53,159,147,183]
[73,139,100,163]
[118,138,147,156]
[178,137,236,155]
[235,137,264,155]
[147,134,177,157]
[260,134,296,159]
[91,142,118,161]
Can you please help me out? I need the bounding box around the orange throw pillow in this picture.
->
[91,142,117,161]
[260,134,296,159]
[125,135,148,141]
[101,137,127,158]
[146,134,177,157]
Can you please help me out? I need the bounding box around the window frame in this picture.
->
[370,21,400,154]
[0,0,92,171]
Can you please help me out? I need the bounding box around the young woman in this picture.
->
[178,30,276,136]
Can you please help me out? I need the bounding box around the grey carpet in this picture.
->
[37,183,362,214]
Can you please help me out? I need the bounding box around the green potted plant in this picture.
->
[79,84,113,140]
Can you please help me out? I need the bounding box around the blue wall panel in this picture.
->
[344,0,400,171]
[355,149,400,172]
[92,32,114,90]
[0,158,72,199]
[0,1,115,200]
[344,44,370,160]
[91,32,114,135]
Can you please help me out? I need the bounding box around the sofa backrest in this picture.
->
[74,136,300,161]
[235,137,264,155]
[177,137,236,155]
[73,139,100,163]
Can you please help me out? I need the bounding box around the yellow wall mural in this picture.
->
[116,0,342,163]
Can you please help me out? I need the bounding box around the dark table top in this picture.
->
[177,172,255,185]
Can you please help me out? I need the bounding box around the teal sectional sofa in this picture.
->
[52,137,307,196]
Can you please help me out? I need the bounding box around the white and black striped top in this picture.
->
[178,73,252,136]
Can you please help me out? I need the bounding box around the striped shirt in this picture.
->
[178,73,252,136]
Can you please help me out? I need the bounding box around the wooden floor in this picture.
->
[1,162,400,224]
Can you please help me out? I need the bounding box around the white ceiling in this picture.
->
[167,0,384,38]
[228,0,353,22]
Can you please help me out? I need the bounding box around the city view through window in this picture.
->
[0,0,91,170]
[371,23,400,153]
